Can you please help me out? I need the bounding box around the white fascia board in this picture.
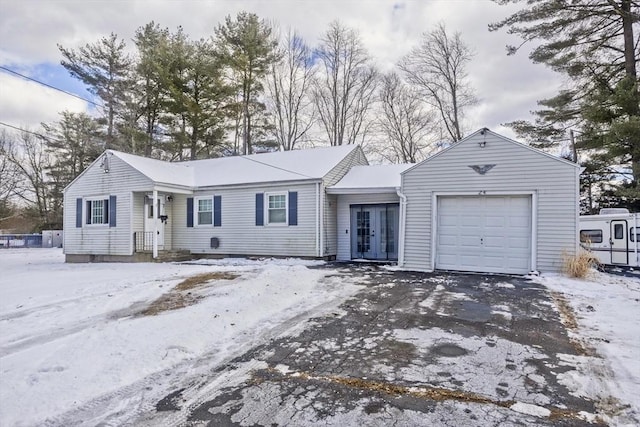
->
[153,184,194,194]
[326,187,399,195]
[196,178,320,192]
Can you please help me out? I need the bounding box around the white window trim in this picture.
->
[265,191,288,226]
[85,196,109,227]
[194,196,214,227]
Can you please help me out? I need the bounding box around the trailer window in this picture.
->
[631,227,640,242]
[580,229,603,243]
[613,224,624,239]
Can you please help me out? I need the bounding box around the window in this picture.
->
[614,224,624,239]
[580,229,602,243]
[188,196,220,228]
[267,193,287,224]
[630,227,640,242]
[86,199,109,225]
[197,198,213,225]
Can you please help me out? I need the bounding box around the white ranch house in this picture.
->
[63,129,580,274]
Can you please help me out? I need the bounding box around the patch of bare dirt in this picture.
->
[139,272,239,316]
[550,291,594,356]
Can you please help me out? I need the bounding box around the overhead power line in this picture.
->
[0,121,65,144]
[0,65,103,108]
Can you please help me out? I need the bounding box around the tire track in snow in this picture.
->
[41,276,361,427]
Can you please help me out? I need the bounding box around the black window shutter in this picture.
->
[288,191,298,226]
[213,195,221,227]
[187,197,194,227]
[255,193,264,226]
[76,198,83,228]
[109,195,117,227]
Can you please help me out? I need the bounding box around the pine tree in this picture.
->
[214,12,280,154]
[59,33,133,150]
[490,0,640,209]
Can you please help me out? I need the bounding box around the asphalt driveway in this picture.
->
[138,265,604,426]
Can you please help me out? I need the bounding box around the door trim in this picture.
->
[610,220,629,265]
[431,191,537,273]
[350,203,400,260]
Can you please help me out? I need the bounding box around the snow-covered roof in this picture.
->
[109,151,195,187]
[110,144,359,188]
[327,164,413,194]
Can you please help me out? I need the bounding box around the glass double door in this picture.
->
[350,204,399,260]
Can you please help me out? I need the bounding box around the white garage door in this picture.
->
[436,196,532,274]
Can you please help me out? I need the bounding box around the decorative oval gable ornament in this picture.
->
[468,164,496,175]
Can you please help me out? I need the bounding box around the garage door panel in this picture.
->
[460,254,482,267]
[508,237,529,249]
[460,216,479,227]
[485,215,506,227]
[483,237,505,249]
[440,216,461,226]
[436,196,531,274]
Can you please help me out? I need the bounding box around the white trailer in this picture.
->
[579,208,640,267]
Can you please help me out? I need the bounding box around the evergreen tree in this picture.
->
[42,112,102,227]
[163,29,232,160]
[59,33,133,150]
[132,22,171,156]
[214,12,279,154]
[490,0,640,209]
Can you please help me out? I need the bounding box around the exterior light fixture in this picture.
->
[100,153,110,173]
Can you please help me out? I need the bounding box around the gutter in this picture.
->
[326,187,399,195]
[396,187,407,267]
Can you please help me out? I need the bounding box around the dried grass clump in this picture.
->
[139,271,239,316]
[562,250,600,278]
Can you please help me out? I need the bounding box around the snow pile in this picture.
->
[532,270,640,424]
[0,249,362,426]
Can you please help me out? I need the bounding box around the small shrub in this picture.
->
[562,250,600,278]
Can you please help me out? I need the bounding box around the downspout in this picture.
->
[316,182,320,257]
[153,189,158,259]
[634,213,638,267]
[396,187,407,267]
[320,183,325,258]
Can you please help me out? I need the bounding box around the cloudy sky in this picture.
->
[0,0,562,140]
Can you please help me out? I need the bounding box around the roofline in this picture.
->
[64,151,111,192]
[66,145,362,193]
[326,186,400,195]
[196,177,322,191]
[401,128,580,176]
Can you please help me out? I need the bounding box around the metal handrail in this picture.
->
[133,231,155,252]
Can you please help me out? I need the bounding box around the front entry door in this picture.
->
[350,204,399,260]
[144,196,165,249]
[610,220,628,265]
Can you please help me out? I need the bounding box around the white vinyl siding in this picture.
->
[402,131,579,274]
[322,146,369,256]
[172,183,317,257]
[335,193,401,261]
[64,155,154,256]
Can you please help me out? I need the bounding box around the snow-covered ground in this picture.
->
[0,249,363,427]
[532,270,640,425]
[1,249,639,426]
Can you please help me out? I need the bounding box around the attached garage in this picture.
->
[400,128,580,274]
[436,195,532,275]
